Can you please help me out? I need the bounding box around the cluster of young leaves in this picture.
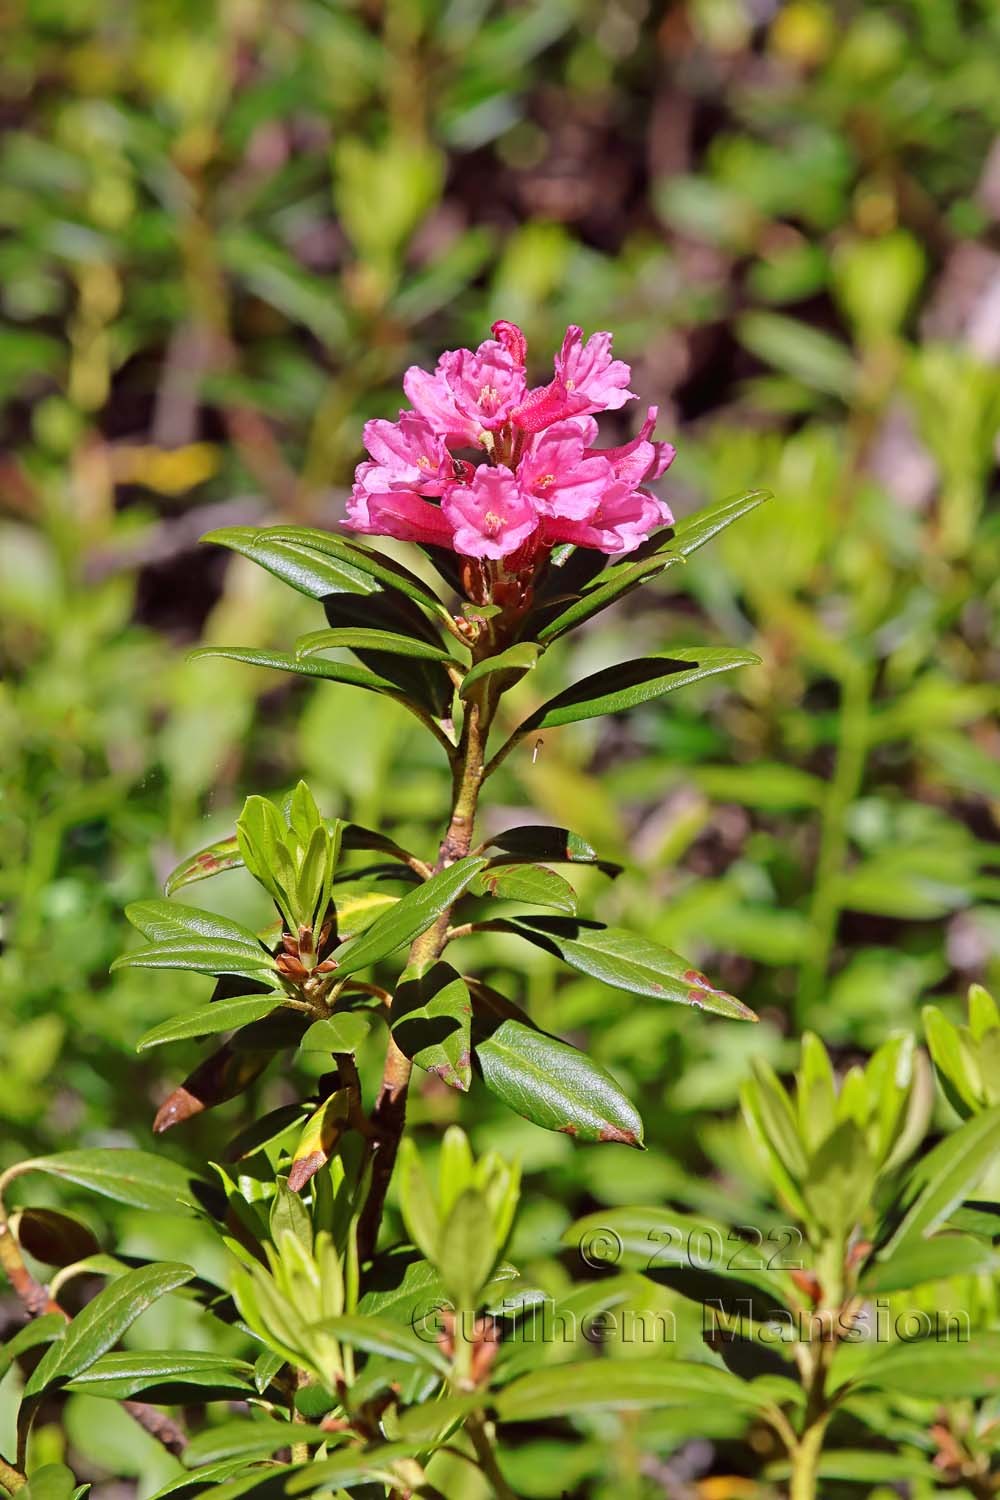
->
[562,994,1000,1492]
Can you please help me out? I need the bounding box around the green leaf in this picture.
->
[122,900,265,950]
[475,1018,644,1146]
[460,642,541,697]
[111,944,279,981]
[519,647,759,732]
[188,646,404,699]
[877,1105,1000,1259]
[332,856,487,977]
[486,825,621,876]
[850,1332,1000,1400]
[472,862,577,913]
[25,1262,194,1395]
[22,1466,78,1500]
[397,1141,442,1265]
[563,1206,798,1316]
[312,1315,448,1374]
[391,962,472,1091]
[437,1187,499,1311]
[295,626,454,664]
[859,1233,1000,1293]
[147,1460,277,1499]
[495,1359,769,1422]
[502,917,757,1021]
[113,900,277,980]
[263,526,450,619]
[299,1013,372,1054]
[535,553,683,644]
[0,1315,65,1382]
[669,488,773,558]
[201,525,381,601]
[183,1418,325,1465]
[738,311,857,398]
[63,1350,256,1401]
[164,835,243,897]
[923,1004,982,1117]
[136,996,282,1052]
[17,1150,203,1215]
[284,1444,427,1493]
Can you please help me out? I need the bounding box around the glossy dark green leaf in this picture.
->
[877,1105,1000,1259]
[201,525,380,600]
[486,825,620,874]
[475,1018,643,1145]
[502,916,757,1021]
[472,861,577,913]
[519,647,759,733]
[264,526,450,619]
[136,996,283,1051]
[64,1350,256,1400]
[332,856,487,976]
[147,1460,277,1499]
[535,550,684,644]
[25,1262,194,1395]
[113,900,278,982]
[164,835,243,897]
[391,961,472,1090]
[18,1149,203,1215]
[296,626,454,664]
[188,645,401,698]
[668,488,772,558]
[459,642,541,697]
[495,1358,769,1422]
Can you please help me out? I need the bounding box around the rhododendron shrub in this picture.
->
[0,328,778,1498]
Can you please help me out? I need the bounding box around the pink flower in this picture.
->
[362,412,453,495]
[544,482,673,555]
[442,465,538,560]
[404,339,526,447]
[346,472,453,547]
[511,326,636,432]
[517,420,614,521]
[344,320,676,580]
[593,405,676,489]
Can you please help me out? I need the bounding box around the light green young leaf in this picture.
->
[332,856,487,977]
[876,1104,1000,1258]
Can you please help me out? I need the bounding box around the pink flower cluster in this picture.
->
[346,322,675,564]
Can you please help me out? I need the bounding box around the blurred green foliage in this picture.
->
[2,0,999,1492]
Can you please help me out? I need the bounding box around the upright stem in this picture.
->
[797,658,871,1019]
[358,688,490,1260]
[790,1417,828,1500]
